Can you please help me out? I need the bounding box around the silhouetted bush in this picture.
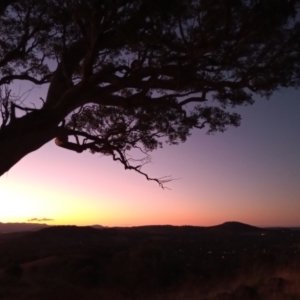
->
[4,263,23,280]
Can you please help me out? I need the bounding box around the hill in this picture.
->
[0,223,105,234]
[208,221,264,233]
[0,223,299,299]
[0,222,48,233]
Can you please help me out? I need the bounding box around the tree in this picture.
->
[0,0,299,187]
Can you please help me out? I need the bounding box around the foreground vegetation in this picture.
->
[0,222,299,299]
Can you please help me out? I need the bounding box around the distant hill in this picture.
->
[0,221,266,235]
[31,225,102,239]
[208,221,263,233]
[0,222,49,233]
[0,223,106,234]
[91,225,104,229]
[0,222,294,273]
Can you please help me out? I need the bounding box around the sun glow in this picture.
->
[0,186,41,222]
[0,178,94,224]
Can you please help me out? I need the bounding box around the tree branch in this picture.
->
[55,126,173,188]
[0,74,52,86]
[111,147,173,189]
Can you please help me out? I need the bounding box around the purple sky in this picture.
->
[0,85,299,227]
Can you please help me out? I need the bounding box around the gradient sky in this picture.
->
[0,84,299,227]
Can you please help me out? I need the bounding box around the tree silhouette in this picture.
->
[0,0,299,186]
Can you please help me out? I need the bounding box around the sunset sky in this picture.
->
[0,84,299,227]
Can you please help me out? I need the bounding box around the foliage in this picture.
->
[0,0,300,184]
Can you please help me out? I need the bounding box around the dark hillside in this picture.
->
[0,222,48,233]
[208,221,264,233]
[0,223,299,299]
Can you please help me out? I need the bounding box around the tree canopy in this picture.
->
[0,0,300,186]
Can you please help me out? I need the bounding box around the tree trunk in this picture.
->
[0,109,62,176]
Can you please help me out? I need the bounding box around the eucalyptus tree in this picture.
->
[0,0,299,186]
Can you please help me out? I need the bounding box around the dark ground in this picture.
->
[0,222,299,299]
